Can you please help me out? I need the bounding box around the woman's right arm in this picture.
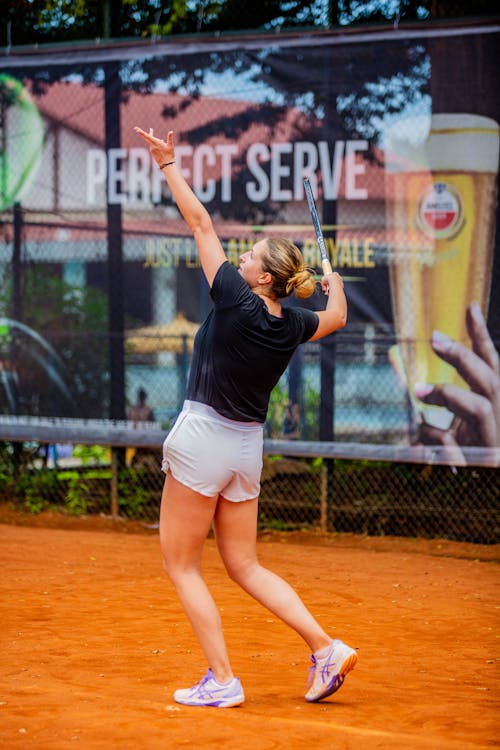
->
[308,273,348,340]
[134,127,226,286]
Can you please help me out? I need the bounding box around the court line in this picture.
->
[267,715,493,750]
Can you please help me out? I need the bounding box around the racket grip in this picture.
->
[322,258,333,275]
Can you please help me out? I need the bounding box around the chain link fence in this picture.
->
[0,22,499,544]
[0,437,498,544]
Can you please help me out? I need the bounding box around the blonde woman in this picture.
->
[134,126,357,708]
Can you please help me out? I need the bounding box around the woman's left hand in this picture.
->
[134,127,175,168]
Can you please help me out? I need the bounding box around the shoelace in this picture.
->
[195,673,211,689]
[189,672,212,695]
[307,653,336,688]
[191,673,233,700]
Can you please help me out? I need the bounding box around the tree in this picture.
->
[2,0,321,47]
[1,0,496,48]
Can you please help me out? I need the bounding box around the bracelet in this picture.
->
[159,160,175,169]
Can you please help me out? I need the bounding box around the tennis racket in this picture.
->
[303,177,333,276]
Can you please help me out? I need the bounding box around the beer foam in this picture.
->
[428,114,499,172]
[384,113,499,173]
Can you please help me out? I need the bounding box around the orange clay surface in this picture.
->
[0,511,498,750]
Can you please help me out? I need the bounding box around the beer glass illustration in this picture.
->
[384,113,499,429]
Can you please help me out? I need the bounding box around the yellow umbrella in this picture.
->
[126,313,200,355]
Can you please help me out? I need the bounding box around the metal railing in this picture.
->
[0,418,498,544]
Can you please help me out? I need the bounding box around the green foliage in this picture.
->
[0,442,26,480]
[266,381,289,438]
[258,513,289,531]
[65,475,91,515]
[72,445,110,465]
[267,379,335,442]
[22,470,60,513]
[118,469,152,519]
[0,0,325,47]
[302,384,321,440]
[0,443,42,499]
[1,1,494,49]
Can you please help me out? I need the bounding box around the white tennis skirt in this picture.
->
[162,400,264,502]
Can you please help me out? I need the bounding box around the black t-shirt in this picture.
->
[186,261,319,422]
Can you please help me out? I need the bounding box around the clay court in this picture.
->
[1,515,498,749]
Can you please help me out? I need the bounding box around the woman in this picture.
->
[134,126,357,708]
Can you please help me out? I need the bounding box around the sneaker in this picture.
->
[174,669,245,708]
[305,639,358,702]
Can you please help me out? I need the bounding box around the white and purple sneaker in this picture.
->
[174,669,244,708]
[305,639,358,702]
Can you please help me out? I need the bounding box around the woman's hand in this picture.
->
[134,127,175,168]
[321,271,344,296]
[415,302,500,450]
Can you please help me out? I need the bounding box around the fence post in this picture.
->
[320,462,328,533]
[320,334,336,531]
[11,201,23,476]
[110,447,119,518]
[104,62,126,424]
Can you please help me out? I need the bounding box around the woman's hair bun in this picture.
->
[286,269,316,299]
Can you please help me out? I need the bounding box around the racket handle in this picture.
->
[322,258,333,275]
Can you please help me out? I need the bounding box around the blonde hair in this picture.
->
[261,238,316,300]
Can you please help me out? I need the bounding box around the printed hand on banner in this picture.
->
[414,302,500,452]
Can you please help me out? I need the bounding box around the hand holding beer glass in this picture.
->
[416,301,500,452]
[384,113,500,446]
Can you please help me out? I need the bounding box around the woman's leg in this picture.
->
[213,496,331,653]
[159,471,234,683]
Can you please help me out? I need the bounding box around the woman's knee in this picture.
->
[223,554,258,586]
[161,553,175,580]
[161,540,182,581]
[161,545,202,585]
[161,547,186,582]
[160,548,177,583]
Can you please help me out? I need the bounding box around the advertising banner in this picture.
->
[0,24,499,465]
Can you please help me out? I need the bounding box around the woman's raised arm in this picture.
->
[134,127,226,286]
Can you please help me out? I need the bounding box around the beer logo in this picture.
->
[416,182,464,239]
